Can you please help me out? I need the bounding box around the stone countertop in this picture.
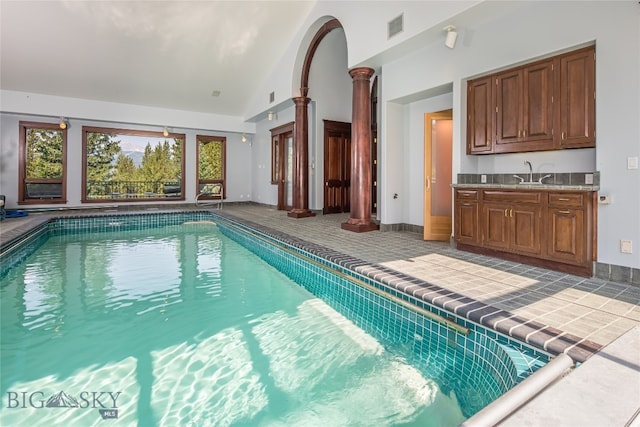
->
[451,183,599,191]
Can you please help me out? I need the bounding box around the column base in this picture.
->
[287,209,316,219]
[341,219,379,233]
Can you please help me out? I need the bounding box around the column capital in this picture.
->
[292,96,310,106]
[348,67,375,80]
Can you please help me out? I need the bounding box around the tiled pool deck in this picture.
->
[1,203,639,424]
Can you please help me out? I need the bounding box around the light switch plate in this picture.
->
[628,157,639,170]
[585,174,593,185]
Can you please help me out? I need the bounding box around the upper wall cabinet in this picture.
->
[467,46,595,155]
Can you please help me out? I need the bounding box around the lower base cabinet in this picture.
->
[454,188,595,276]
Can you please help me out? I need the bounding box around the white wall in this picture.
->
[307,28,352,211]
[380,1,639,269]
[404,93,453,226]
[0,113,252,208]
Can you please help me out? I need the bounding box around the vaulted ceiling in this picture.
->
[0,1,316,117]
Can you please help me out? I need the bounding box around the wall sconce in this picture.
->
[443,25,458,49]
[268,111,275,121]
[163,127,169,137]
[241,134,247,143]
[59,117,68,129]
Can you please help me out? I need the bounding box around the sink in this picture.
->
[513,173,552,185]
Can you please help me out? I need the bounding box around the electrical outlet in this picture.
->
[621,240,633,254]
[628,156,639,170]
[585,173,593,185]
[481,174,487,183]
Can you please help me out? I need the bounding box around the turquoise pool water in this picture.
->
[0,213,549,426]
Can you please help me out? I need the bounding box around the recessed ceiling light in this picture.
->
[211,90,221,97]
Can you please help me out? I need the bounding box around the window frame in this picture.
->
[18,121,67,204]
[81,126,186,203]
[196,134,226,199]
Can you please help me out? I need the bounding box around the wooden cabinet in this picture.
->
[454,189,480,244]
[558,47,596,148]
[547,192,589,265]
[467,46,595,155]
[481,191,542,256]
[454,187,595,276]
[494,59,555,152]
[467,76,494,154]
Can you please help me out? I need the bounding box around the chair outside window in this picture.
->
[196,183,223,209]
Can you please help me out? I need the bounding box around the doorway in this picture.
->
[424,110,453,241]
[270,122,295,211]
[323,120,351,214]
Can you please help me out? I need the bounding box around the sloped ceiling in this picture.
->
[0,1,316,117]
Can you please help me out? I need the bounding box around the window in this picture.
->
[19,121,67,204]
[82,127,185,202]
[196,135,226,198]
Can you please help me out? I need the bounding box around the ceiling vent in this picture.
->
[388,14,403,39]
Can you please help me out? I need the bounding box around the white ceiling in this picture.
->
[0,0,316,117]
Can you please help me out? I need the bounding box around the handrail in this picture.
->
[219,217,470,335]
[196,185,223,209]
[459,352,575,427]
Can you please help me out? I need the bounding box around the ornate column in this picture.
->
[288,95,315,218]
[342,67,378,232]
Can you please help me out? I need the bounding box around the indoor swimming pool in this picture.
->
[0,212,550,426]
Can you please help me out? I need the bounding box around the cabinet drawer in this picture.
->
[482,190,541,204]
[549,193,584,208]
[456,189,478,201]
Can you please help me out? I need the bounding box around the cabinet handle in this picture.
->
[504,209,508,217]
[561,131,566,140]
[559,210,571,214]
[557,198,570,201]
[510,209,514,217]
[463,203,471,206]
[425,177,431,191]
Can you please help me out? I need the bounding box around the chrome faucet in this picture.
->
[524,160,533,183]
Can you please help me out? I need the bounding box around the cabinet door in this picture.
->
[455,201,479,245]
[467,76,494,154]
[548,208,585,265]
[559,47,595,148]
[482,203,511,251]
[495,70,523,147]
[511,205,542,255]
[523,60,555,147]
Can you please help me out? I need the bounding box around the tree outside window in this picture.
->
[197,135,226,198]
[82,127,184,202]
[19,121,67,203]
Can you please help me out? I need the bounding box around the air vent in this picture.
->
[269,91,275,103]
[388,14,403,39]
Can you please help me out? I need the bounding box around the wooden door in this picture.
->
[424,110,453,241]
[371,75,378,214]
[548,208,585,265]
[511,205,541,255]
[270,122,294,210]
[495,69,523,146]
[323,120,351,214]
[522,60,555,146]
[559,46,595,148]
[482,203,511,251]
[467,76,494,154]
[455,200,479,245]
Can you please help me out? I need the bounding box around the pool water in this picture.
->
[1,223,468,426]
